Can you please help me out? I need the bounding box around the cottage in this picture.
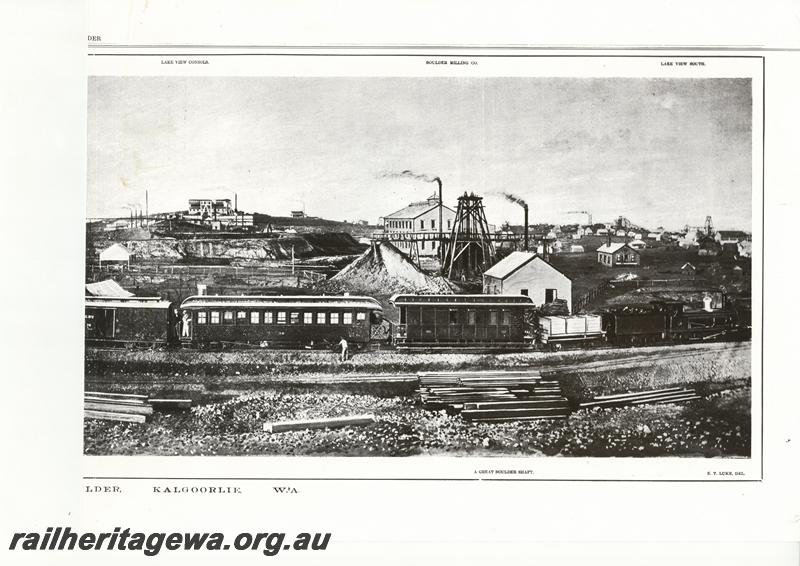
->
[627,239,646,250]
[483,252,572,313]
[681,262,697,276]
[596,242,640,267]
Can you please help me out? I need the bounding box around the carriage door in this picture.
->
[498,309,511,340]
[86,308,115,339]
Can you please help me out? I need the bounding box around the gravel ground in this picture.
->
[84,341,752,457]
[83,387,750,457]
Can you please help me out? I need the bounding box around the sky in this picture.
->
[88,76,753,231]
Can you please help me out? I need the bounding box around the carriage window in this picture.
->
[223,311,234,323]
[467,310,476,325]
[316,312,326,324]
[250,311,260,324]
[210,311,220,324]
[237,311,247,322]
[197,311,207,324]
[304,312,313,324]
[399,307,406,324]
[501,310,510,325]
[343,312,353,324]
[489,310,498,325]
[356,312,366,321]
[330,312,340,324]
[264,311,274,324]
[277,312,286,324]
[290,312,300,324]
[449,309,458,324]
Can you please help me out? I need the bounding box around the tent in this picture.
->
[99,243,131,268]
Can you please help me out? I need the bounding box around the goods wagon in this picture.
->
[539,314,604,348]
[85,296,176,346]
[390,294,534,351]
[179,295,383,349]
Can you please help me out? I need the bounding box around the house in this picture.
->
[483,252,572,313]
[681,262,697,276]
[383,193,456,256]
[569,245,585,253]
[647,232,661,240]
[98,243,132,268]
[583,226,593,236]
[596,228,609,236]
[627,239,646,250]
[596,242,641,267]
[715,230,751,245]
[615,229,627,237]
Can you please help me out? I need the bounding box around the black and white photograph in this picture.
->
[6,3,800,566]
[83,60,760,469]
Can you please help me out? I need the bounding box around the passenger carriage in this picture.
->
[178,295,384,349]
[85,296,176,346]
[390,294,534,351]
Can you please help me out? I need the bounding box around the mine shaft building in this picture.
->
[382,193,456,256]
[482,252,572,313]
[596,242,641,267]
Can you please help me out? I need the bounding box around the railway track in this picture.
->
[85,341,750,389]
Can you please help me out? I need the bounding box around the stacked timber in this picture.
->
[417,370,570,422]
[84,392,153,423]
[84,392,192,423]
[579,387,700,409]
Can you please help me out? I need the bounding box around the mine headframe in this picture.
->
[440,192,496,280]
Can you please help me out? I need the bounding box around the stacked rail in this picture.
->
[417,370,570,422]
[579,387,700,409]
[84,391,192,423]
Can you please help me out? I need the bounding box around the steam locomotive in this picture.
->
[85,291,751,351]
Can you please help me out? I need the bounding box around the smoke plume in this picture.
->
[501,192,528,208]
[381,170,442,189]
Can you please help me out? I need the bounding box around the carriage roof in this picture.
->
[180,295,383,311]
[389,294,534,307]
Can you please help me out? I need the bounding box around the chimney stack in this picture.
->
[523,205,529,252]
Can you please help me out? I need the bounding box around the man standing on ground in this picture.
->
[338,336,349,362]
